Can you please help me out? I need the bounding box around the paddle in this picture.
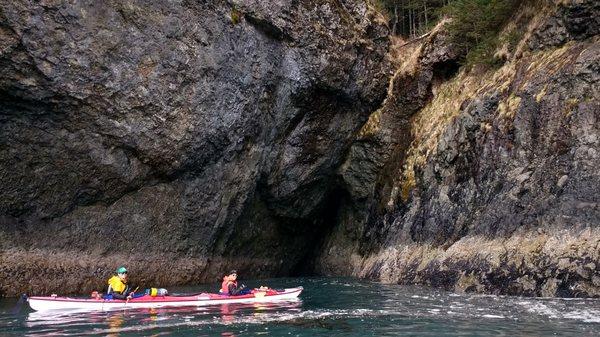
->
[126,286,139,303]
[11,294,28,315]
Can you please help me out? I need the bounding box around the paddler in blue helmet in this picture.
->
[219,270,250,296]
[106,266,136,300]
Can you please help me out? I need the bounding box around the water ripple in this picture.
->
[1,278,599,336]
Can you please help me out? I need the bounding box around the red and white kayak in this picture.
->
[28,287,303,311]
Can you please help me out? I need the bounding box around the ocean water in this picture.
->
[1,277,599,336]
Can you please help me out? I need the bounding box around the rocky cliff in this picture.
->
[317,0,600,297]
[1,0,598,298]
[0,0,389,296]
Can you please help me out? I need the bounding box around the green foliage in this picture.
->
[372,0,521,67]
[371,0,388,13]
[231,7,241,25]
[502,28,523,53]
[440,0,520,68]
[372,0,450,37]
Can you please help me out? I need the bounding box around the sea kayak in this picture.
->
[28,287,303,311]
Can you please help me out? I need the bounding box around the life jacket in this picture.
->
[107,275,128,294]
[220,277,237,294]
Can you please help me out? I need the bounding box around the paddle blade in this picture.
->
[11,294,28,315]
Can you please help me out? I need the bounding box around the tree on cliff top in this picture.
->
[373,0,521,66]
[374,0,451,38]
[440,0,521,67]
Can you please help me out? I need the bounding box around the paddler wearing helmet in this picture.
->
[106,266,136,300]
[219,270,250,296]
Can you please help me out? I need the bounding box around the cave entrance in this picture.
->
[432,59,460,84]
[287,186,346,277]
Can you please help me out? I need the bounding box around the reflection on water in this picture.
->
[1,278,599,336]
[107,312,124,337]
[23,299,303,336]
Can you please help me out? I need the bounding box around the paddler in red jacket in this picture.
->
[219,270,249,296]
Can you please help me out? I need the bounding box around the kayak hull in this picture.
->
[28,287,303,311]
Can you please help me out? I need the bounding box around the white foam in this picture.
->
[521,302,560,318]
[563,310,600,323]
[482,314,504,319]
[410,295,430,299]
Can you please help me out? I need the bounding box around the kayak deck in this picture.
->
[28,287,303,311]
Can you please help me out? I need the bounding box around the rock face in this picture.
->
[316,23,461,276]
[1,0,598,299]
[317,0,600,297]
[0,0,389,296]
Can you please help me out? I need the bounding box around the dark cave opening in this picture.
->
[287,186,346,277]
[431,59,461,84]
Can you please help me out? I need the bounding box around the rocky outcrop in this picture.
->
[315,23,461,275]
[317,0,600,297]
[528,0,600,50]
[0,0,390,296]
[1,0,597,299]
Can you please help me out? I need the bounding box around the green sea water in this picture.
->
[1,277,599,336]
